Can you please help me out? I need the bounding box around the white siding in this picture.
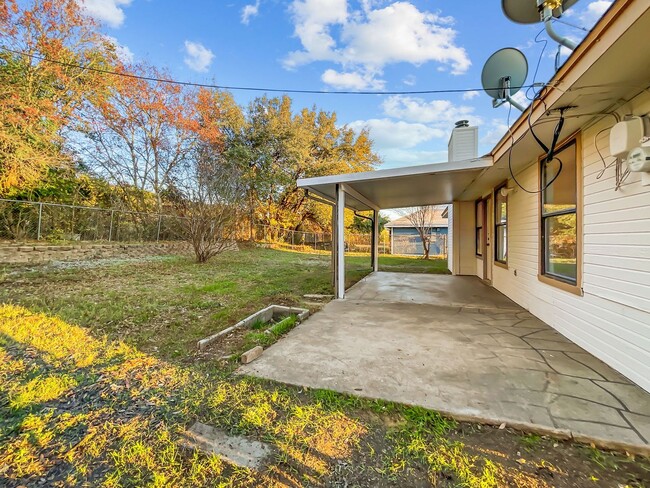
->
[448,126,479,162]
[447,206,454,273]
[489,94,650,392]
[451,201,476,275]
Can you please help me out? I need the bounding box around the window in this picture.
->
[541,138,578,285]
[475,199,484,257]
[495,183,508,264]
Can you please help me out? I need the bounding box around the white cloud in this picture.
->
[462,90,480,100]
[402,75,416,86]
[579,1,612,27]
[348,118,444,149]
[380,148,449,168]
[286,1,471,89]
[382,95,481,126]
[78,0,133,28]
[241,0,261,25]
[346,96,485,164]
[103,35,134,64]
[480,119,509,146]
[183,41,215,72]
[321,69,384,90]
[286,0,348,67]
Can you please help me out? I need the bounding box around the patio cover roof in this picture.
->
[297,157,491,211]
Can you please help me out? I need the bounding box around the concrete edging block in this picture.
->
[197,304,309,351]
[241,346,264,364]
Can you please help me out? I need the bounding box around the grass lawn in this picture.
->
[0,247,647,487]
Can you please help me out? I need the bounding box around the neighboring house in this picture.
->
[298,0,650,393]
[385,208,448,256]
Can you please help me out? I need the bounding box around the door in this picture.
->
[482,195,493,283]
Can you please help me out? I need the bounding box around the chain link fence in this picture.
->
[391,233,448,257]
[0,199,389,252]
[0,199,185,243]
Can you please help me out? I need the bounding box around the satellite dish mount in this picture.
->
[502,0,579,51]
[539,0,578,51]
[494,76,526,111]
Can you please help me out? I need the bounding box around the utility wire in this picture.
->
[2,46,534,96]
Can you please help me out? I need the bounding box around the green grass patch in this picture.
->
[242,314,298,350]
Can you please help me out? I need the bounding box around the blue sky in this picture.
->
[82,0,612,169]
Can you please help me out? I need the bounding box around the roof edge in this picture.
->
[298,156,492,189]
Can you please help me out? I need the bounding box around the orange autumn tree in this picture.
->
[0,0,116,193]
[77,64,199,213]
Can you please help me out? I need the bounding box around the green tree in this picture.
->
[349,214,389,233]
[240,95,381,234]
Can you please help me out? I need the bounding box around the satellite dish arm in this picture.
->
[539,0,578,51]
[505,94,527,111]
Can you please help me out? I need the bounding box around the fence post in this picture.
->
[156,215,162,242]
[108,210,114,242]
[37,202,43,240]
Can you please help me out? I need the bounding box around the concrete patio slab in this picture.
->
[240,272,650,455]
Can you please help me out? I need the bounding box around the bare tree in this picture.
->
[397,205,440,260]
[76,64,196,214]
[171,138,245,263]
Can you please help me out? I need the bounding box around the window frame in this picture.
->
[494,181,508,268]
[538,132,583,295]
[475,198,484,258]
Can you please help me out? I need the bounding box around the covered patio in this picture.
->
[298,157,492,298]
[240,272,650,453]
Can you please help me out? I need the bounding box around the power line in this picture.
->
[1,46,534,96]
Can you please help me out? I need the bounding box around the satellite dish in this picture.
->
[481,48,528,111]
[501,0,580,51]
[502,0,580,24]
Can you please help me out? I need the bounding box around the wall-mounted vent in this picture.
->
[448,121,478,162]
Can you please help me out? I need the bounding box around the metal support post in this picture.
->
[108,210,114,242]
[156,215,162,242]
[336,184,346,299]
[37,202,43,240]
[372,209,379,272]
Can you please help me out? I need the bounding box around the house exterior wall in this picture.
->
[451,201,476,275]
[485,95,650,392]
[389,227,448,255]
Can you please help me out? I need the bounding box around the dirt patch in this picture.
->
[319,411,650,488]
[449,424,649,488]
[195,326,251,363]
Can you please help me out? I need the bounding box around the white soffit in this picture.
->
[298,157,492,211]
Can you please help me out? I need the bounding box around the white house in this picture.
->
[297,0,650,393]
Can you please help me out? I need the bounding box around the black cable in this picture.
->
[525,28,548,102]
[529,86,550,154]
[506,102,564,194]
[0,46,537,96]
